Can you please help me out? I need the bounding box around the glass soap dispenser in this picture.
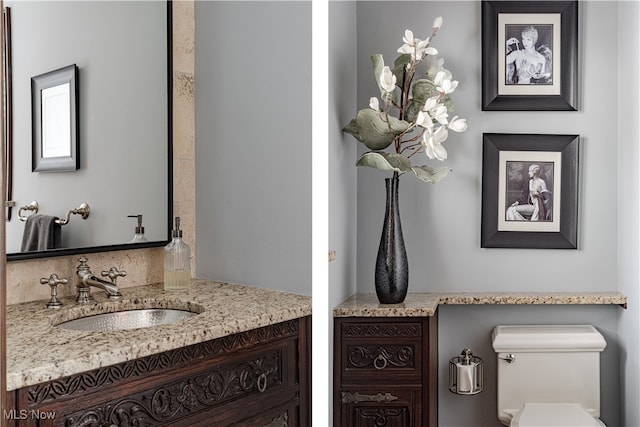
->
[164,217,191,291]
[127,214,148,243]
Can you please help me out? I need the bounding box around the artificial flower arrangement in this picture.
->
[343,17,467,183]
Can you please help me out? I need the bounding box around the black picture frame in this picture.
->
[31,64,79,172]
[481,133,579,249]
[481,1,578,111]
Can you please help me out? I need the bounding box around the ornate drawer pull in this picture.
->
[257,373,268,393]
[373,354,388,370]
[342,391,398,404]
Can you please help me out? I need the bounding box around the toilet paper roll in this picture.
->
[456,362,475,392]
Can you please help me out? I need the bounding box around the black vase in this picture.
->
[375,175,408,304]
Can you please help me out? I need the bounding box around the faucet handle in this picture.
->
[40,274,68,309]
[101,267,127,284]
[40,273,68,287]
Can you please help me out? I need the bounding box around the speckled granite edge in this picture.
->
[333,292,628,317]
[6,279,311,391]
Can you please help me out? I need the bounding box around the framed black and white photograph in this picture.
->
[31,64,79,172]
[481,133,579,249]
[481,1,578,111]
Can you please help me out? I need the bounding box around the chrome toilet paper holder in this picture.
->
[449,348,483,395]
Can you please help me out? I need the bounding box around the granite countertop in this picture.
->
[334,291,628,317]
[6,279,312,391]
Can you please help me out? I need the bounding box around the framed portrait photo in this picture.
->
[481,1,578,111]
[481,133,579,249]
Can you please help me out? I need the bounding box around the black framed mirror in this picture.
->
[5,0,172,261]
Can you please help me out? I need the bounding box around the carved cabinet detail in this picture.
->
[334,315,438,427]
[8,317,310,427]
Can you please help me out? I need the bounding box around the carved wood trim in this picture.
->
[63,350,283,426]
[341,323,421,337]
[26,319,298,405]
[347,345,415,370]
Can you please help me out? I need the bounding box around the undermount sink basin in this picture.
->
[56,309,198,331]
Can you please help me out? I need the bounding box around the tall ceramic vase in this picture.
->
[375,173,408,304]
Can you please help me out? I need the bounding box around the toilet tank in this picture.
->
[492,325,606,426]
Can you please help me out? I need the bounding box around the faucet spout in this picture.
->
[81,274,121,297]
[75,257,122,303]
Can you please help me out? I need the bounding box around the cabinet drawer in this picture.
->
[339,320,423,382]
[60,341,294,426]
[339,386,422,427]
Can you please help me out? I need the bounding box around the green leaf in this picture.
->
[342,109,410,151]
[411,165,451,183]
[403,79,440,123]
[412,79,440,104]
[404,99,423,124]
[441,94,455,112]
[371,54,384,93]
[392,54,412,84]
[356,152,412,173]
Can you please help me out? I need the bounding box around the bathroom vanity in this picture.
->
[333,291,627,427]
[5,280,312,426]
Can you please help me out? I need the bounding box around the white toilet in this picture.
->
[492,325,607,427]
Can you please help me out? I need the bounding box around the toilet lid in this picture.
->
[511,403,605,427]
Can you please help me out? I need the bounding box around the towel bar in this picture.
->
[18,201,90,225]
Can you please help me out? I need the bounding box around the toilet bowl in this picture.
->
[492,325,607,427]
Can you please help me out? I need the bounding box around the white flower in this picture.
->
[369,97,380,111]
[448,116,468,132]
[434,70,458,94]
[431,104,449,125]
[415,111,434,130]
[422,126,449,161]
[379,66,396,93]
[422,95,440,112]
[416,96,447,128]
[397,29,437,61]
[433,16,443,31]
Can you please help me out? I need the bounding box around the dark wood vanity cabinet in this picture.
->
[333,315,438,427]
[7,316,310,427]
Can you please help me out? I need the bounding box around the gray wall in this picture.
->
[330,1,637,425]
[6,1,168,252]
[616,2,640,426]
[355,1,617,294]
[194,1,312,295]
[329,0,357,324]
[329,0,358,415]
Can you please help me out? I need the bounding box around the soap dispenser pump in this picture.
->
[163,217,191,291]
[127,214,148,243]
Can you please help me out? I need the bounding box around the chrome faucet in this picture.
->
[76,256,123,303]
